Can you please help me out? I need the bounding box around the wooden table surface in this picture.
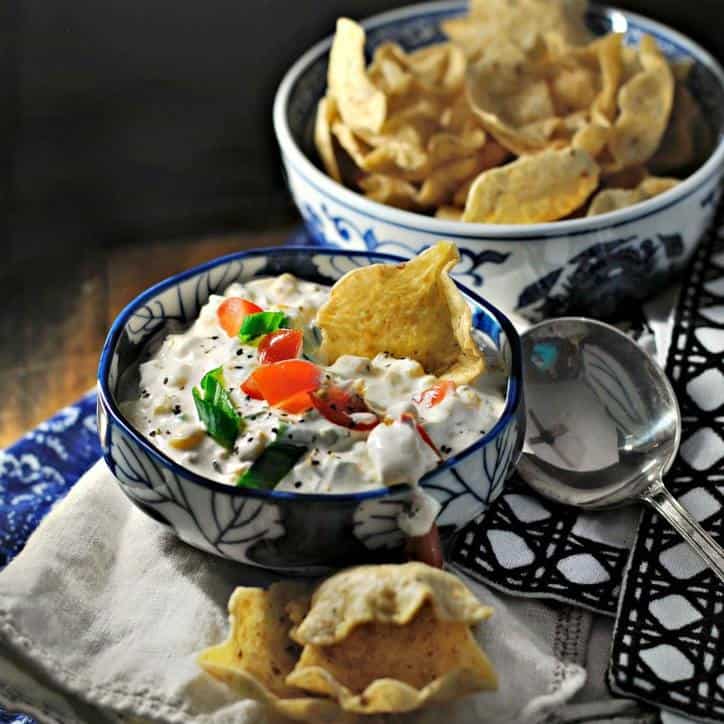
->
[0,226,297,448]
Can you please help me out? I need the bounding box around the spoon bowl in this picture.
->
[518,317,724,582]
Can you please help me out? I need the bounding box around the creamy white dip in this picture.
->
[121,274,507,517]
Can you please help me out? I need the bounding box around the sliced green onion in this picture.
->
[238,311,288,344]
[192,367,243,450]
[236,425,306,489]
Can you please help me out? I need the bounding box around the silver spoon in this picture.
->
[517,317,724,582]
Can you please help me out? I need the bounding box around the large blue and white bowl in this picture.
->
[273,1,724,321]
[97,247,524,574]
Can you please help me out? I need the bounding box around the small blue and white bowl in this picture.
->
[273,1,724,322]
[97,247,524,574]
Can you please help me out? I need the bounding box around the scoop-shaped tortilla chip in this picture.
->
[292,562,492,646]
[607,35,674,168]
[463,147,599,223]
[198,583,354,723]
[443,0,590,58]
[465,31,621,158]
[315,242,485,384]
[286,564,496,715]
[287,604,497,715]
[329,18,387,133]
[587,175,678,216]
[465,38,559,155]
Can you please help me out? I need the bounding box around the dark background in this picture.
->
[1,0,722,444]
[4,0,724,262]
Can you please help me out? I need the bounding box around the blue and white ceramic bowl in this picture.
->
[97,247,524,574]
[273,1,724,322]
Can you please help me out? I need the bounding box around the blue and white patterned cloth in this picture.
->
[0,392,99,573]
[0,392,99,724]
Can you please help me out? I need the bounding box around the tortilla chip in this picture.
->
[427,128,487,167]
[465,29,622,158]
[332,122,371,168]
[286,564,496,714]
[368,43,415,97]
[314,97,341,182]
[465,37,559,155]
[572,121,610,157]
[358,173,419,210]
[315,243,485,384]
[436,205,464,221]
[416,156,486,207]
[293,563,491,646]
[587,175,678,216]
[443,0,590,58]
[198,583,354,723]
[361,138,429,173]
[287,604,497,715]
[369,42,466,97]
[591,33,624,122]
[198,583,308,699]
[406,43,467,95]
[463,147,599,223]
[328,19,387,133]
[607,35,674,168]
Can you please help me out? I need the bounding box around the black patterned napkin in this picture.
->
[609,213,724,723]
[451,477,637,615]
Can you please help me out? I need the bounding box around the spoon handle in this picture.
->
[642,479,724,583]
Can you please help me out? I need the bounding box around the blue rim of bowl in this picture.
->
[272,0,724,242]
[97,246,523,502]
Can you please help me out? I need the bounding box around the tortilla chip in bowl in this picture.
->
[274,1,724,321]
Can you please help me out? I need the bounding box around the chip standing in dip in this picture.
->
[120,244,507,539]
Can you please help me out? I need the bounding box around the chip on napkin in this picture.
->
[315,242,485,384]
[198,582,355,723]
[287,563,497,714]
[199,563,497,720]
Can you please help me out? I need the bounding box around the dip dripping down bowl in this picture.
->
[97,247,524,574]
[273,1,724,321]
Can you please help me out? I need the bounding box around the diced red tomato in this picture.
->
[241,374,263,400]
[258,329,303,365]
[405,524,444,568]
[248,360,322,406]
[217,298,264,337]
[276,391,314,414]
[401,412,442,459]
[310,385,379,431]
[413,380,456,408]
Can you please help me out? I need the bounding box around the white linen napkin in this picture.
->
[0,460,600,724]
